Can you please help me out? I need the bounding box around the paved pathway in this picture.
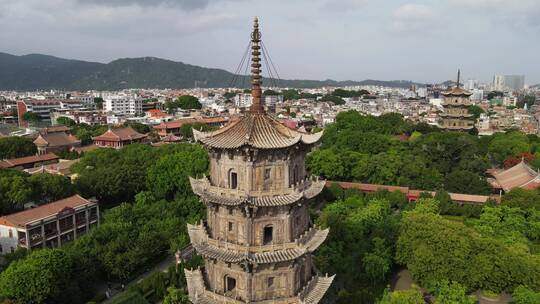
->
[101,255,176,304]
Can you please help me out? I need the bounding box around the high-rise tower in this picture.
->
[439,70,474,131]
[184,18,334,304]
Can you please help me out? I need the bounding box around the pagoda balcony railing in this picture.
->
[192,175,322,198]
[442,101,472,107]
[198,221,322,253]
[442,125,474,130]
[439,113,473,118]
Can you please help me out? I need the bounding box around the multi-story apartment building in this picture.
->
[104,95,142,116]
[0,195,99,254]
[234,93,252,108]
[493,75,526,91]
[69,94,95,108]
[17,99,61,123]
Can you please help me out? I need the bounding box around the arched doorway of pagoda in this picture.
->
[229,169,238,189]
[224,274,236,293]
[263,225,273,245]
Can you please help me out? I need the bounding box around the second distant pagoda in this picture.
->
[439,70,474,131]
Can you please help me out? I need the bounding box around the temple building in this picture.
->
[184,18,334,304]
[439,70,474,131]
[92,126,147,149]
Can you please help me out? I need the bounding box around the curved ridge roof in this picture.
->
[442,86,473,97]
[193,113,322,149]
[189,176,325,207]
[187,223,329,264]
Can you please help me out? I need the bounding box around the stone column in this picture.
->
[41,222,45,248]
[72,214,77,239]
[97,204,101,225]
[24,229,30,250]
[85,206,90,233]
[56,219,61,247]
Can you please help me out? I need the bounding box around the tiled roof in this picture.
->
[0,153,59,169]
[187,223,329,264]
[190,177,325,207]
[40,125,70,133]
[193,113,322,149]
[299,275,336,304]
[92,127,147,142]
[33,132,80,147]
[0,195,95,228]
[441,86,473,97]
[161,133,182,142]
[493,161,540,191]
[153,119,198,130]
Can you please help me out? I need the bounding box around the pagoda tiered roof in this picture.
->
[184,267,335,304]
[189,176,325,207]
[192,113,322,150]
[441,86,473,97]
[187,223,329,264]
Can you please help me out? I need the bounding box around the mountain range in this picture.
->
[0,52,424,91]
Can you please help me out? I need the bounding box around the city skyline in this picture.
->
[1,0,540,84]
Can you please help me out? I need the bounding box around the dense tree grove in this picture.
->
[0,170,73,215]
[0,136,37,159]
[307,110,538,195]
[313,186,540,303]
[0,143,208,304]
[396,200,540,294]
[70,123,108,145]
[165,95,202,113]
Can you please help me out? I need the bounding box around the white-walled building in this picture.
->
[234,93,252,108]
[104,95,142,116]
[0,195,99,254]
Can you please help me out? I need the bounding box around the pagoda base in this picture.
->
[185,268,335,304]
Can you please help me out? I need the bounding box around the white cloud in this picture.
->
[449,0,540,28]
[390,3,437,33]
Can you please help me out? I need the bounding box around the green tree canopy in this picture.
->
[502,188,540,210]
[468,105,484,119]
[124,122,151,134]
[146,145,208,200]
[488,132,531,164]
[0,136,37,159]
[444,170,490,195]
[0,249,81,304]
[320,94,346,105]
[0,169,33,215]
[22,111,41,123]
[29,173,74,205]
[56,116,76,126]
[378,289,424,304]
[176,95,202,110]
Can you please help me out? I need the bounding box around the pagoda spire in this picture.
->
[456,69,461,88]
[250,17,264,113]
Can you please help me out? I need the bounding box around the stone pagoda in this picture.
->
[184,17,334,304]
[439,70,474,131]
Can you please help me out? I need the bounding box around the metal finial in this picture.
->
[457,69,461,87]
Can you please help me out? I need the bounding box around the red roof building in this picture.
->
[92,127,148,149]
[0,153,59,170]
[326,181,492,205]
[489,161,540,192]
[153,117,229,137]
[33,132,81,155]
[0,195,99,254]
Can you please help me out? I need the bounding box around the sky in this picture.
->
[1,0,539,84]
